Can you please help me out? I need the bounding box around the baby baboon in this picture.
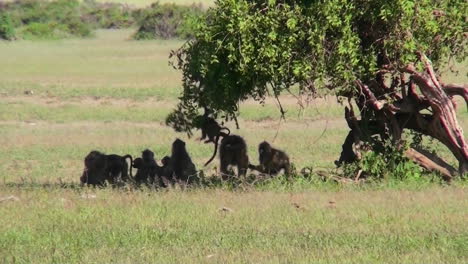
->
[248,141,290,176]
[169,139,197,184]
[219,135,249,179]
[161,156,171,167]
[133,149,166,187]
[158,155,174,186]
[80,151,133,186]
[196,110,231,167]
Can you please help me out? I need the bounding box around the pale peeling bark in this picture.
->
[337,54,467,179]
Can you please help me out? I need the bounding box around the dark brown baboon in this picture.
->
[80,151,133,186]
[196,109,231,167]
[81,150,108,186]
[158,155,174,186]
[169,139,197,184]
[219,135,249,179]
[248,141,291,176]
[132,149,166,187]
[105,154,133,184]
[161,156,171,167]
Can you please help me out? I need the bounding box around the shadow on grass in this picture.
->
[1,169,452,192]
[0,171,326,191]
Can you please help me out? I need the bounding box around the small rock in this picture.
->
[81,194,97,199]
[0,195,20,203]
[25,121,36,126]
[292,202,307,211]
[219,207,233,213]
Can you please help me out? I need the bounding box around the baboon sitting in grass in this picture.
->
[169,139,197,185]
[132,149,165,187]
[248,141,291,176]
[219,135,249,179]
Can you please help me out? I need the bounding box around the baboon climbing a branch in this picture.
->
[196,108,231,166]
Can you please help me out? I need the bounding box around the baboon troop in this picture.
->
[80,151,133,186]
[81,139,200,187]
[80,116,293,187]
[249,141,291,176]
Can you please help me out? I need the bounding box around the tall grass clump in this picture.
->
[2,0,92,39]
[133,2,204,40]
[342,139,424,181]
[81,0,136,29]
[0,12,15,40]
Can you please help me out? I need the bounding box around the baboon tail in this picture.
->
[221,126,230,136]
[204,135,220,167]
[123,154,133,177]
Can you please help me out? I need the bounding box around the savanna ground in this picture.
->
[0,28,467,263]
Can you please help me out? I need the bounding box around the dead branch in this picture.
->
[355,80,384,110]
[405,148,454,182]
[442,83,468,107]
[402,54,468,174]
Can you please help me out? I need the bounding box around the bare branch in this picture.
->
[442,83,468,107]
[403,55,468,173]
[355,80,384,110]
[405,148,454,182]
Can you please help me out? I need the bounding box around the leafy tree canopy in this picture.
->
[168,0,467,177]
[168,0,466,134]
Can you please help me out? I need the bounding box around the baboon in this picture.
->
[197,110,231,166]
[219,135,249,179]
[159,155,174,186]
[248,141,291,176]
[80,151,108,186]
[132,149,166,187]
[80,151,133,186]
[105,153,133,183]
[169,139,197,184]
[161,156,171,167]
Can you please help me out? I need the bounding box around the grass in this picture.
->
[1,0,215,8]
[0,28,467,263]
[0,186,467,263]
[92,0,214,7]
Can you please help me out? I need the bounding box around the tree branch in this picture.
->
[442,83,468,108]
[402,55,468,174]
[355,80,384,110]
[405,148,455,182]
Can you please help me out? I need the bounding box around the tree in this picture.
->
[167,0,467,179]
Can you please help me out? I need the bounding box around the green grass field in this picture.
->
[1,0,214,7]
[0,29,467,263]
[92,0,213,7]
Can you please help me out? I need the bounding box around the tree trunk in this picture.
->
[337,54,467,179]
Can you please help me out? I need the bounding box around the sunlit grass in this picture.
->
[0,186,467,263]
[1,0,214,8]
[93,0,214,7]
